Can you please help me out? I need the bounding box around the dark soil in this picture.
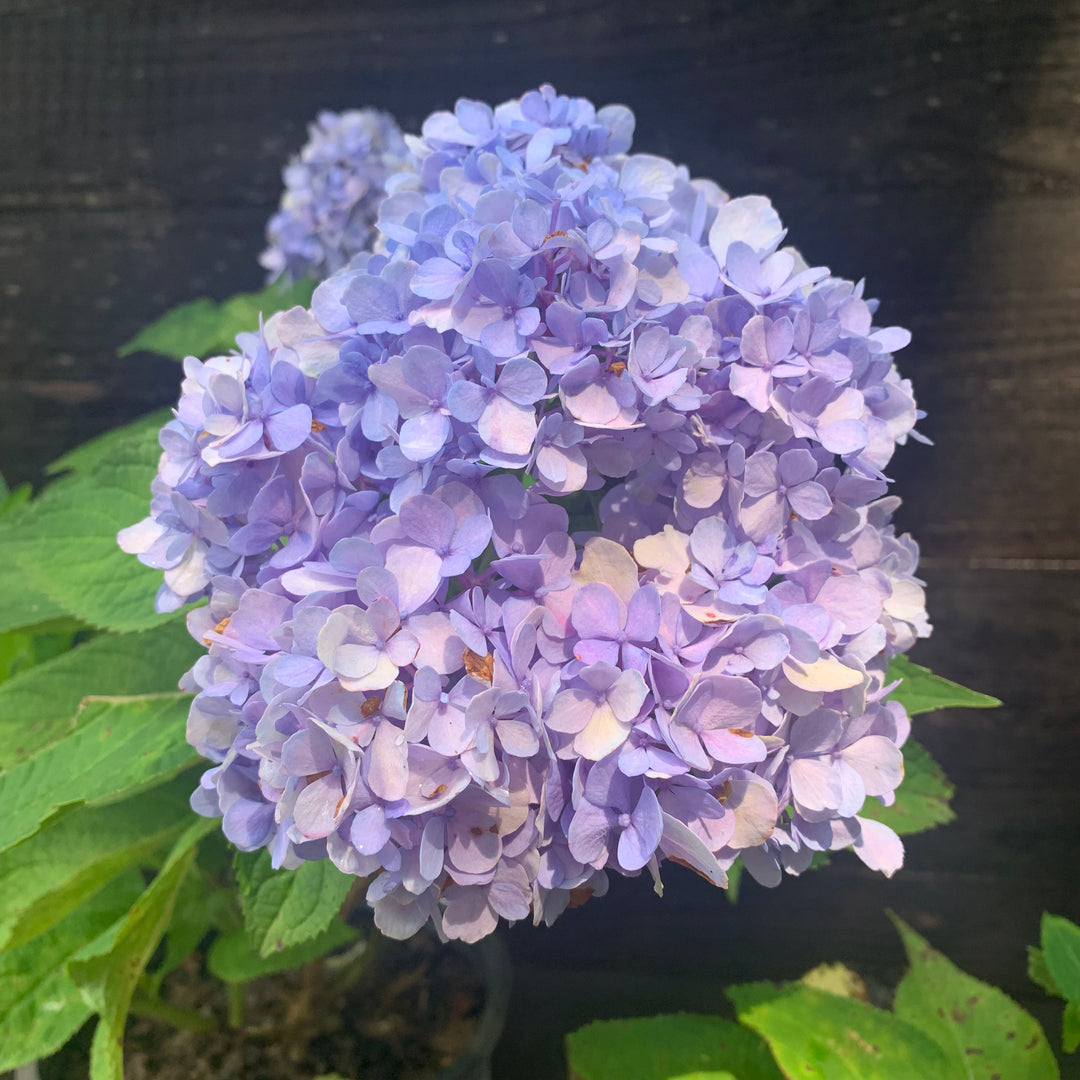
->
[41,934,484,1080]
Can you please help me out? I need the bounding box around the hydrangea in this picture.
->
[261,108,409,282]
[122,84,931,944]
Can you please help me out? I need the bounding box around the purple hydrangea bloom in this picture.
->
[123,84,929,944]
[262,109,410,282]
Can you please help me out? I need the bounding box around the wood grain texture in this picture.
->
[1,1,1077,1077]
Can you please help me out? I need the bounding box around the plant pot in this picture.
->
[19,929,510,1080]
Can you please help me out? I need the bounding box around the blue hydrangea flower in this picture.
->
[123,85,931,944]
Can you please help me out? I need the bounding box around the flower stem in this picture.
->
[227,982,245,1030]
[130,993,217,1034]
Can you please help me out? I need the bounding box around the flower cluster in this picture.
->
[122,84,930,943]
[261,108,409,282]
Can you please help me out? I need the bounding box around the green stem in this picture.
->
[227,981,245,1030]
[130,993,216,1034]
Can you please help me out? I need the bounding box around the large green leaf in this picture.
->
[1039,914,1080,1055]
[208,917,358,984]
[0,618,201,771]
[890,914,1058,1080]
[45,408,172,479]
[0,775,195,950]
[730,982,954,1080]
[118,277,316,361]
[857,739,954,836]
[885,656,1001,716]
[565,1014,783,1080]
[1041,914,1080,1003]
[0,693,196,854]
[0,622,83,686]
[6,433,174,633]
[0,506,70,633]
[0,869,145,1071]
[70,817,215,1080]
[237,851,354,958]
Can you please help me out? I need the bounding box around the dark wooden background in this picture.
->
[2,1,1078,1076]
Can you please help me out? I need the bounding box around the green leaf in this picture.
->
[858,740,955,836]
[0,618,202,771]
[885,655,1001,716]
[237,851,354,958]
[1041,914,1080,1003]
[0,622,82,685]
[565,1014,783,1080]
[0,693,196,853]
[890,913,1059,1080]
[1063,1002,1080,1054]
[0,774,195,950]
[45,408,173,479]
[0,869,145,1071]
[667,1074,738,1080]
[118,278,316,360]
[730,983,954,1080]
[799,964,868,1002]
[69,817,215,1080]
[0,514,70,634]
[5,432,175,632]
[724,859,743,905]
[1028,947,1060,998]
[208,917,358,984]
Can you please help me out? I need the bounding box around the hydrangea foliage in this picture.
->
[121,84,930,943]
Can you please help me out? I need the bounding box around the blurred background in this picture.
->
[1,1,1078,1076]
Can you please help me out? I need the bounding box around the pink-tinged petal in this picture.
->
[782,655,864,691]
[386,628,420,668]
[365,722,409,802]
[853,817,904,876]
[448,824,500,876]
[496,719,539,757]
[572,583,622,639]
[547,688,598,735]
[724,775,779,847]
[790,757,842,813]
[815,575,883,636]
[384,546,443,615]
[574,638,620,667]
[568,802,613,866]
[293,774,345,839]
[842,735,903,797]
[575,704,631,760]
[407,612,465,674]
[659,812,728,886]
[442,885,498,944]
[479,396,537,455]
[606,669,649,722]
[488,874,531,921]
[729,364,771,412]
[427,705,470,756]
[700,728,767,765]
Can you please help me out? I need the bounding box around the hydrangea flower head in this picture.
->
[123,85,930,943]
[261,108,410,282]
